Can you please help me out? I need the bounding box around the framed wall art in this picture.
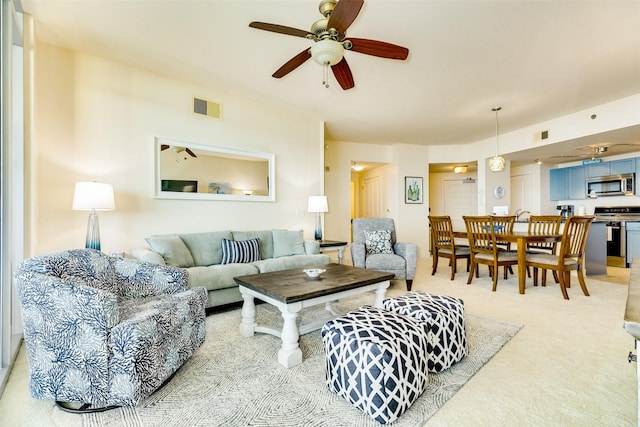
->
[405,176,423,204]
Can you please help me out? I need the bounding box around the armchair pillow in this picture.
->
[145,235,195,268]
[364,230,394,255]
[221,238,261,264]
[272,229,305,257]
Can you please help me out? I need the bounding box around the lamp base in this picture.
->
[314,212,323,241]
[85,212,101,250]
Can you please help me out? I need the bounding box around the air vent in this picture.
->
[193,97,222,119]
[533,130,549,142]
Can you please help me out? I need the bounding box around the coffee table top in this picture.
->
[234,263,394,304]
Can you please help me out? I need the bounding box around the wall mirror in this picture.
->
[155,137,275,201]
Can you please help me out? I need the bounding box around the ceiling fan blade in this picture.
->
[185,148,197,158]
[331,58,355,90]
[348,38,409,60]
[272,48,312,78]
[249,22,312,39]
[161,144,170,151]
[327,0,364,34]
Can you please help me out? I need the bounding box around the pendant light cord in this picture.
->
[493,107,502,155]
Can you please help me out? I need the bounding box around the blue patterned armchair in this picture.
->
[351,218,418,291]
[14,248,207,412]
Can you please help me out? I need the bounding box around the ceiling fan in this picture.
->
[249,0,409,90]
[161,144,197,158]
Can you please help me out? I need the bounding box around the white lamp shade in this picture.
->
[310,39,344,66]
[488,155,506,172]
[72,182,115,211]
[308,195,328,213]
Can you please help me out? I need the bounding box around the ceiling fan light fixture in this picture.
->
[310,39,344,65]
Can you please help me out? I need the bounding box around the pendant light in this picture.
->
[489,107,506,172]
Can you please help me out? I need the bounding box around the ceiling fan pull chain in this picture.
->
[322,63,330,88]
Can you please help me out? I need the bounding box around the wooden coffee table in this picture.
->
[234,263,394,368]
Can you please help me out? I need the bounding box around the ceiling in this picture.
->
[18,0,640,167]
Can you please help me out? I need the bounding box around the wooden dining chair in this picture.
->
[463,216,519,292]
[491,215,516,251]
[525,216,594,300]
[428,215,470,280]
[490,215,516,276]
[526,215,563,282]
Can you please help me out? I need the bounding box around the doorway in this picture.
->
[442,179,477,231]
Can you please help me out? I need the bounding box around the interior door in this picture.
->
[362,176,381,218]
[511,173,534,214]
[443,179,477,231]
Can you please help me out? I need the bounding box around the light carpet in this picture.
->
[83,293,521,427]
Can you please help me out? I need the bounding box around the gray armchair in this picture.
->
[351,218,418,290]
[14,249,207,412]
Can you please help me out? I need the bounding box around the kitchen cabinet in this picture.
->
[586,158,636,178]
[611,158,636,175]
[586,162,610,177]
[627,222,640,267]
[550,166,586,200]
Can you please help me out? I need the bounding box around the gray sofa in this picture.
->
[131,229,330,308]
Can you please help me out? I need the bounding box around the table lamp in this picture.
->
[72,181,115,250]
[308,195,328,241]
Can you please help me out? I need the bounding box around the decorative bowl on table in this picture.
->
[304,268,326,278]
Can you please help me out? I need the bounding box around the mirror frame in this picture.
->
[154,137,276,202]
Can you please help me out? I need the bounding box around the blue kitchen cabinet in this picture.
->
[627,222,640,267]
[550,168,568,200]
[585,162,610,177]
[610,158,635,175]
[550,166,586,200]
[586,158,635,177]
[568,165,586,199]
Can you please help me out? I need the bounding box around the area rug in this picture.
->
[83,294,522,427]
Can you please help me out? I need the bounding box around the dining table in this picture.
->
[452,230,563,294]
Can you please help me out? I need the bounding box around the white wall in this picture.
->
[324,140,431,259]
[33,43,325,255]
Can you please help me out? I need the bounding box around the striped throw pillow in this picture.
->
[221,238,261,264]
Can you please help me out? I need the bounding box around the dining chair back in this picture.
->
[525,216,594,299]
[490,215,516,250]
[527,215,563,253]
[428,215,470,280]
[526,215,563,283]
[463,215,518,292]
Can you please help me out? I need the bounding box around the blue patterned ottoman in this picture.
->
[321,305,429,424]
[383,291,467,373]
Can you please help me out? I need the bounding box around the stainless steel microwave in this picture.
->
[586,173,635,197]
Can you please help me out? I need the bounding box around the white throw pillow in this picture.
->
[364,230,394,255]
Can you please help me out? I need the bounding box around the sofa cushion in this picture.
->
[232,231,274,260]
[364,230,394,255]
[272,229,305,258]
[179,231,232,266]
[145,235,195,268]
[221,238,261,264]
[187,263,259,291]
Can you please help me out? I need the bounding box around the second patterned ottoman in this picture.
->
[321,305,429,424]
[383,291,467,373]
